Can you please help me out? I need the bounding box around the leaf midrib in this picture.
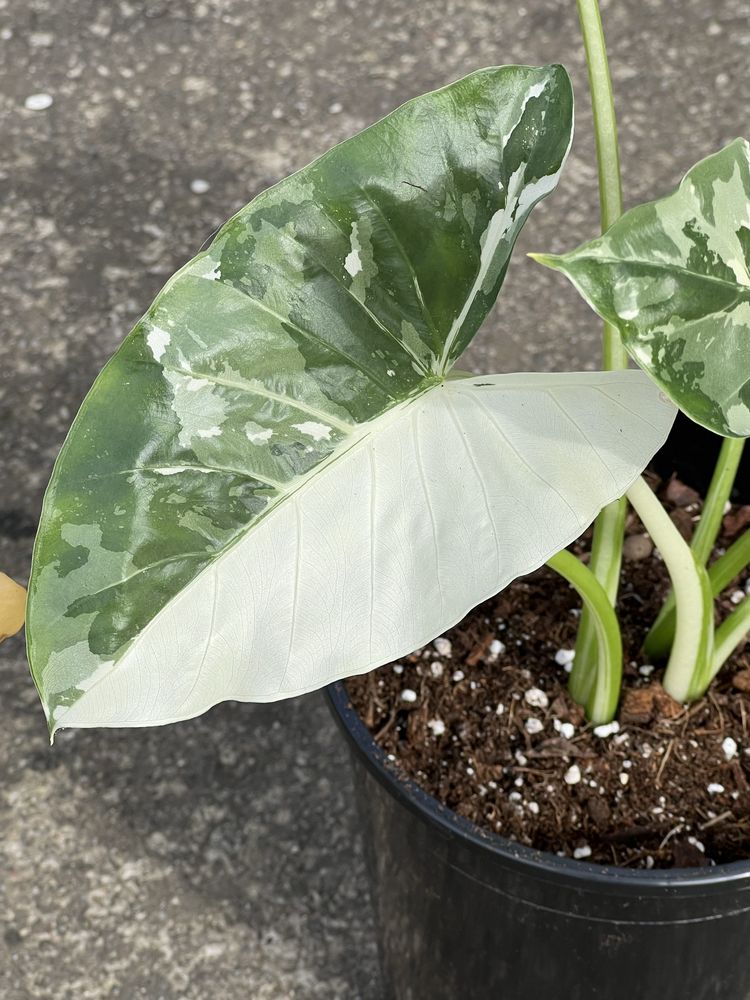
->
[164,363,355,434]
[572,252,750,297]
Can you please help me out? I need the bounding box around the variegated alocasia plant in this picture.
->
[26,63,677,736]
[22,7,750,740]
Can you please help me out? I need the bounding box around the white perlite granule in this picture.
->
[553,718,576,739]
[433,637,452,657]
[554,648,575,667]
[593,721,620,738]
[564,764,582,785]
[524,687,549,709]
[488,639,505,658]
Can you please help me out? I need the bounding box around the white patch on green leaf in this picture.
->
[192,254,222,282]
[344,224,362,277]
[163,369,229,447]
[76,657,117,691]
[726,403,750,436]
[345,218,377,302]
[146,326,171,361]
[612,275,677,321]
[703,166,750,285]
[244,421,273,443]
[293,421,332,441]
[502,80,547,146]
[437,166,529,370]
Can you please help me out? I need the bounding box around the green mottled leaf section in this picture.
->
[27,65,573,728]
[536,139,750,437]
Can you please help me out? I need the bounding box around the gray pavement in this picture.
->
[2,0,749,996]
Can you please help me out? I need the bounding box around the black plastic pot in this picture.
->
[326,420,750,999]
[327,682,750,999]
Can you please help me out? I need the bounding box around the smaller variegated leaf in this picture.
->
[534,139,750,437]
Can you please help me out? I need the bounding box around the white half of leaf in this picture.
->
[51,370,675,732]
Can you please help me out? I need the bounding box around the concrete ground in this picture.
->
[1,0,749,996]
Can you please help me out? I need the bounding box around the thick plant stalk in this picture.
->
[575,0,626,285]
[568,505,626,705]
[712,595,750,678]
[645,528,750,660]
[626,477,714,703]
[568,0,628,706]
[692,438,745,564]
[708,530,750,597]
[645,438,745,658]
[547,549,622,724]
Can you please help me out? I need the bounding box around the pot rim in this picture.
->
[326,679,750,893]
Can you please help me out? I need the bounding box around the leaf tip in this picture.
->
[527,252,562,270]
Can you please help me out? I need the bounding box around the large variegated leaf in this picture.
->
[534,140,750,437]
[26,65,673,734]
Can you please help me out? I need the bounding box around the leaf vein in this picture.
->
[162,363,354,434]
[469,392,585,531]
